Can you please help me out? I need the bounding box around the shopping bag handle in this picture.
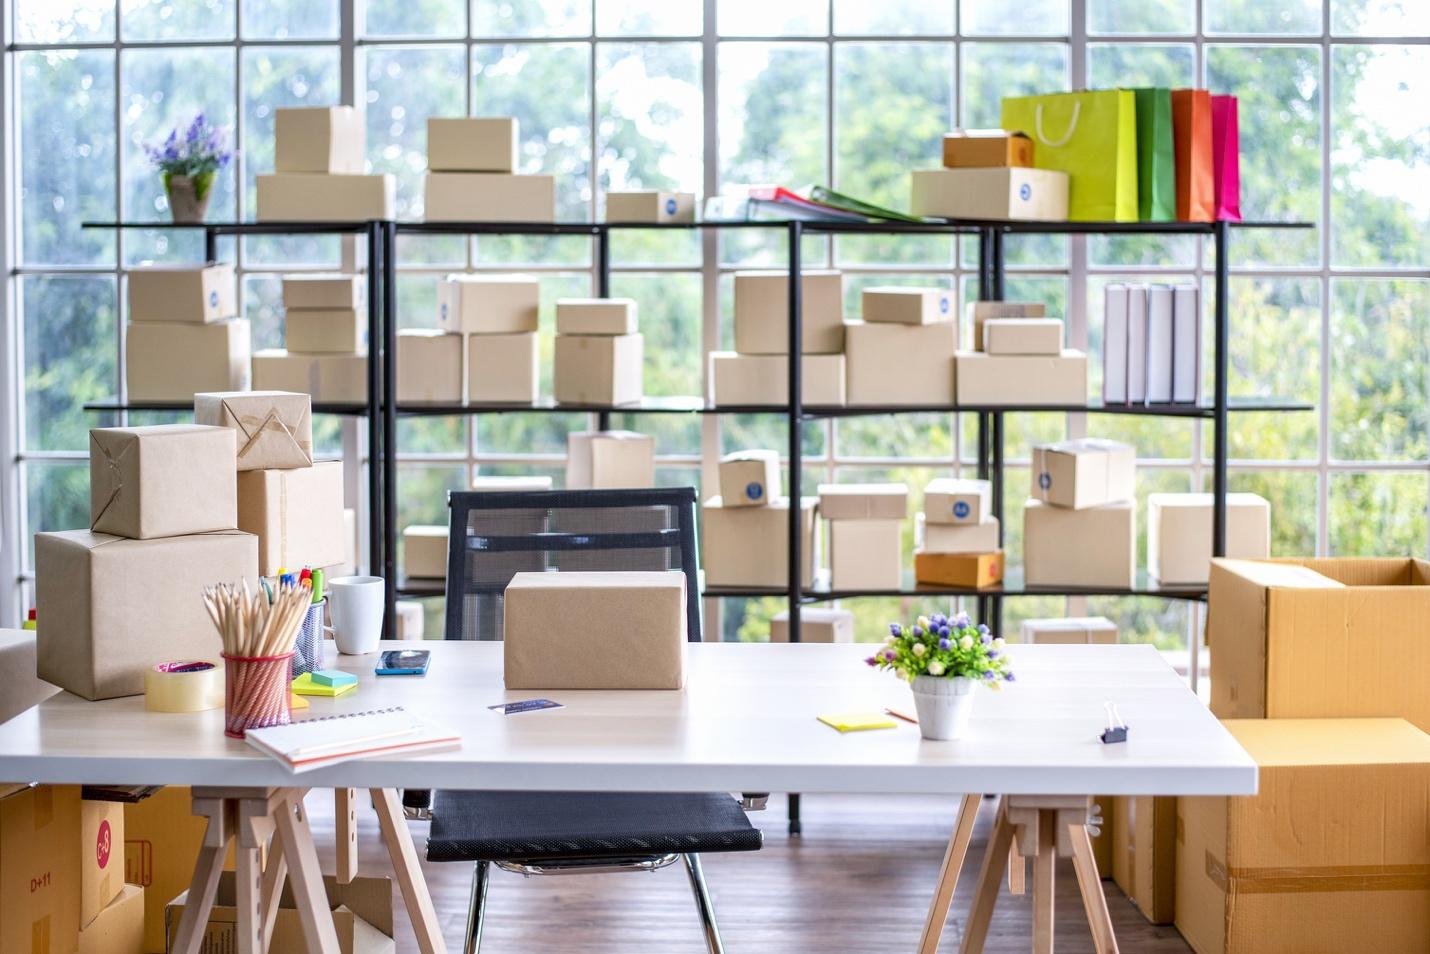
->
[1035,101,1081,147]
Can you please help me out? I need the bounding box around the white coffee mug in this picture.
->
[324,576,385,655]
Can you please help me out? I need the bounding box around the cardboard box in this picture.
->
[469,332,538,403]
[817,482,908,521]
[1018,616,1118,644]
[256,174,395,221]
[125,787,223,954]
[701,496,815,589]
[282,273,364,311]
[954,350,1086,406]
[1147,493,1270,585]
[126,319,251,401]
[860,286,954,325]
[80,798,124,927]
[193,390,314,471]
[89,425,238,539]
[166,872,394,954]
[719,450,780,507]
[554,333,643,406]
[286,307,367,354]
[915,513,999,553]
[829,519,902,590]
[1111,795,1176,925]
[733,270,844,355]
[968,300,1047,351]
[252,350,368,404]
[0,785,81,954]
[504,572,687,689]
[423,172,556,223]
[1023,499,1135,588]
[923,477,991,525]
[566,430,655,489]
[0,629,59,724]
[912,550,1004,588]
[397,330,464,403]
[982,317,1063,355]
[436,275,540,335]
[395,600,423,641]
[910,167,1069,221]
[1176,718,1430,954]
[556,297,638,336]
[1031,438,1136,510]
[941,129,1034,169]
[708,351,846,406]
[845,322,957,405]
[126,264,235,324]
[427,116,518,173]
[770,607,853,643]
[606,190,696,224]
[472,475,553,492]
[36,530,258,700]
[1208,558,1430,731]
[237,461,346,575]
[403,525,447,580]
[274,106,364,174]
[78,882,143,954]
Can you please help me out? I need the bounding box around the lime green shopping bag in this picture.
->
[1132,88,1176,221]
[1001,90,1139,222]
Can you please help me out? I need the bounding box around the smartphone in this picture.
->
[375,650,431,676]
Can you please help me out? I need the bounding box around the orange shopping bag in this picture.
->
[1171,89,1214,222]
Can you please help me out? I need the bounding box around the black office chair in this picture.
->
[426,487,763,954]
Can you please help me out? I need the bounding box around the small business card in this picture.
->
[489,698,564,715]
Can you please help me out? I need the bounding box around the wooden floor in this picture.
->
[306,792,1193,953]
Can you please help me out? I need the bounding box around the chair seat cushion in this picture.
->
[426,791,763,862]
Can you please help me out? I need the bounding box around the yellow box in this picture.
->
[1110,795,1176,924]
[251,350,368,404]
[553,333,643,406]
[845,322,957,405]
[708,352,846,406]
[942,129,1034,169]
[126,263,235,323]
[0,785,81,954]
[423,172,555,222]
[396,330,464,403]
[427,116,518,173]
[125,320,250,401]
[701,496,816,589]
[237,460,346,574]
[733,270,844,355]
[256,174,394,221]
[274,106,364,174]
[912,550,1004,588]
[469,332,538,403]
[80,799,124,927]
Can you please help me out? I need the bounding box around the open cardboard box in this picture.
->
[166,872,393,954]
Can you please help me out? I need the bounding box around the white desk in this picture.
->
[0,642,1255,954]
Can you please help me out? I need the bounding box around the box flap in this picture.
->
[1288,557,1426,587]
[1211,558,1343,590]
[1223,718,1430,767]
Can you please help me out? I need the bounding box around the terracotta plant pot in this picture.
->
[165,172,213,224]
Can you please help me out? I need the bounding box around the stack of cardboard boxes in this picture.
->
[846,286,958,405]
[566,430,655,489]
[554,297,643,406]
[125,264,249,401]
[912,477,1003,588]
[1023,438,1136,588]
[910,129,1069,221]
[257,106,393,221]
[424,117,555,222]
[701,450,816,589]
[710,270,847,407]
[818,483,908,590]
[35,424,259,701]
[252,274,368,404]
[956,300,1087,405]
[431,274,541,405]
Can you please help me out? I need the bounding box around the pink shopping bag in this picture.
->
[1211,95,1241,222]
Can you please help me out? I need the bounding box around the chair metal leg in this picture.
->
[682,853,725,954]
[463,861,490,954]
[787,793,802,837]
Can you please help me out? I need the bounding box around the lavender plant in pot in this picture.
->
[145,114,232,224]
[867,611,1014,740]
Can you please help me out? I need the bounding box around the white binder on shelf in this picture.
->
[1127,284,1148,404]
[1172,283,1201,403]
[1103,283,1129,404]
[1145,285,1174,404]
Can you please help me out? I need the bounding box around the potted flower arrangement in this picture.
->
[867,611,1013,740]
[145,114,232,224]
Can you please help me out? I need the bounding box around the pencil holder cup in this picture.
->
[222,651,295,739]
[292,600,327,678]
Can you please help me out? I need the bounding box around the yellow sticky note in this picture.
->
[817,712,898,733]
[291,673,358,697]
[289,693,310,710]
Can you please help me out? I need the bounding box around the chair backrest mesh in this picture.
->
[442,487,701,642]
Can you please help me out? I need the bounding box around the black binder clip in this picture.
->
[1100,702,1129,744]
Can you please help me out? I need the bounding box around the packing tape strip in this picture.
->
[144,660,225,712]
[1206,851,1430,894]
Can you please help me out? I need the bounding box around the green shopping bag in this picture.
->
[1132,88,1176,221]
[1001,90,1139,222]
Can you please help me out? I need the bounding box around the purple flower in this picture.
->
[938,626,951,638]
[889,623,903,638]
[988,650,999,659]
[912,626,924,638]
[864,656,878,667]
[938,638,951,650]
[978,623,990,635]
[1004,672,1016,682]
[982,670,995,680]
[981,633,992,645]
[882,649,896,661]
[953,612,971,628]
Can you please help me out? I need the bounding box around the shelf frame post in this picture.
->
[1212,220,1230,559]
[382,220,398,635]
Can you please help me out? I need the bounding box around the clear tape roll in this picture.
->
[144,660,225,713]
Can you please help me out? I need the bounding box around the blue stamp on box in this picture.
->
[1019,183,1032,201]
[940,296,950,315]
[208,290,219,308]
[1038,472,1052,490]
[665,197,678,215]
[745,481,764,502]
[953,500,970,519]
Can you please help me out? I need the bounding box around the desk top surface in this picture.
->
[0,642,1255,796]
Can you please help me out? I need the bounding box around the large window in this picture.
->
[5,2,1428,673]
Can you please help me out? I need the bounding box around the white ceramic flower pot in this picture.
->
[910,675,977,740]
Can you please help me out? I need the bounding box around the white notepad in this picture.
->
[1145,285,1174,404]
[1127,285,1148,403]
[245,706,461,773]
[1103,283,1129,404]
[1172,283,1201,403]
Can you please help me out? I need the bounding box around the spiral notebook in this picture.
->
[244,706,461,773]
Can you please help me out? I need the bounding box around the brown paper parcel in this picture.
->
[193,390,314,471]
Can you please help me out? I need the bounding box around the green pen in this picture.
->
[311,568,325,604]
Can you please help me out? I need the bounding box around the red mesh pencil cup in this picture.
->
[222,652,295,739]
